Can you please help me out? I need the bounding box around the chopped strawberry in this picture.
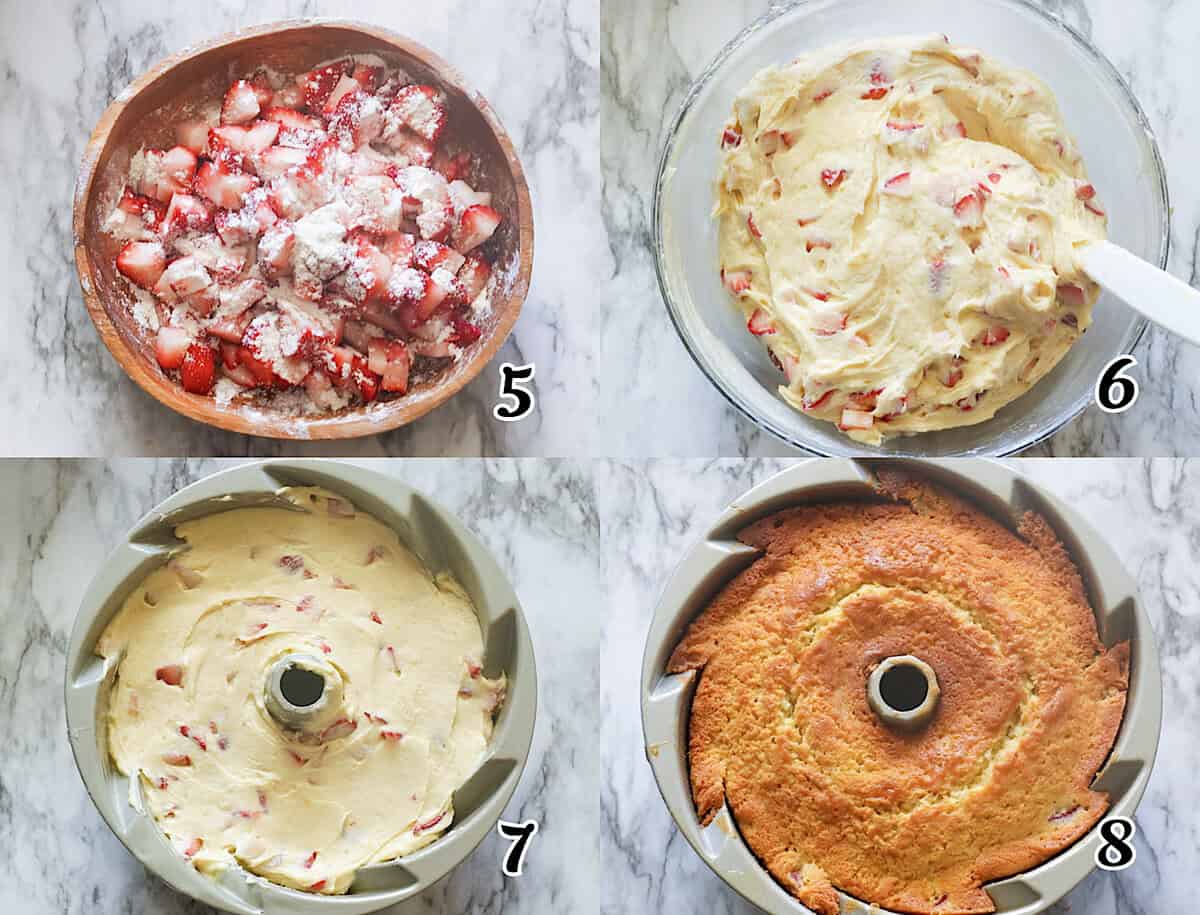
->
[451,203,501,253]
[161,194,214,237]
[414,812,447,834]
[820,168,847,190]
[812,310,846,336]
[860,86,889,99]
[262,106,325,133]
[116,241,166,289]
[180,343,216,394]
[945,367,964,387]
[1057,284,1086,307]
[328,89,384,147]
[162,752,192,767]
[176,120,211,155]
[747,308,775,336]
[805,238,833,252]
[304,850,318,869]
[209,121,280,158]
[183,837,203,859]
[367,338,412,393]
[721,126,742,149]
[116,187,167,232]
[247,72,274,108]
[947,121,967,139]
[988,172,1002,184]
[155,664,184,686]
[319,717,357,742]
[434,150,472,183]
[847,388,882,411]
[450,317,482,346]
[221,80,261,125]
[352,64,383,93]
[255,145,307,180]
[386,129,436,168]
[309,880,327,893]
[322,74,362,115]
[882,172,911,195]
[884,120,922,132]
[237,346,276,387]
[389,85,447,143]
[136,146,198,202]
[1076,183,1096,201]
[812,88,835,103]
[396,166,454,241]
[195,159,259,210]
[953,190,984,225]
[302,62,349,112]
[802,389,834,411]
[747,213,762,239]
[722,268,752,295]
[411,240,466,275]
[981,326,1010,346]
[457,254,492,303]
[155,326,192,370]
[257,221,295,277]
[1084,200,1105,217]
[838,408,875,431]
[380,729,404,741]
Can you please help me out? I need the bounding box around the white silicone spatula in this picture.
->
[1080,240,1200,346]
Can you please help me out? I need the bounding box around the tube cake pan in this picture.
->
[641,458,1161,915]
[66,459,537,915]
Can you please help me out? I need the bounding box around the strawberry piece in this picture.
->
[343,235,393,303]
[747,308,775,336]
[262,106,325,134]
[1057,284,1086,307]
[117,187,167,232]
[162,752,192,767]
[820,168,847,190]
[882,172,911,196]
[183,837,203,859]
[412,240,466,275]
[176,120,211,155]
[414,812,447,834]
[953,190,984,226]
[450,317,482,346]
[947,121,967,139]
[367,338,413,393]
[747,213,762,239]
[812,87,835,103]
[806,289,832,303]
[434,150,472,183]
[838,408,875,431]
[802,389,835,411]
[257,221,295,278]
[1084,200,1105,217]
[860,86,889,99]
[161,194,215,238]
[221,80,261,125]
[304,851,318,869]
[237,347,276,387]
[396,166,454,241]
[812,311,846,336]
[722,268,751,295]
[389,85,447,143]
[981,326,1010,346]
[369,609,383,625]
[136,146,198,202]
[155,664,184,686]
[380,231,417,267]
[155,326,191,370]
[1076,183,1096,201]
[116,241,166,289]
[847,388,883,411]
[302,62,349,112]
[805,238,833,252]
[195,159,259,210]
[946,367,964,387]
[219,341,240,370]
[388,129,436,168]
[209,121,280,158]
[319,717,357,742]
[309,880,327,893]
[456,254,492,303]
[180,343,217,394]
[255,144,308,180]
[721,126,742,149]
[328,89,384,147]
[321,74,362,115]
[352,64,383,93]
[380,729,404,741]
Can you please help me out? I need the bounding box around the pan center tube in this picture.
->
[264,652,345,733]
[867,655,940,731]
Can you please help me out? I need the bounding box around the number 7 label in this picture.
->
[497,818,539,876]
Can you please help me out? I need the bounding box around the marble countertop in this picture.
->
[0,458,601,913]
[600,0,1200,457]
[597,458,1199,913]
[0,0,600,457]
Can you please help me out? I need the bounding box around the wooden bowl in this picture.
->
[73,19,533,440]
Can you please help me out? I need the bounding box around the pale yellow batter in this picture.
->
[717,34,1106,444]
[97,486,504,895]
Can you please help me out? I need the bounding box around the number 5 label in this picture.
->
[497,818,538,876]
[494,363,536,422]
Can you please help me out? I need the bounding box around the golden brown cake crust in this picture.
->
[669,470,1129,915]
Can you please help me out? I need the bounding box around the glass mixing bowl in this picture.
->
[653,0,1169,456]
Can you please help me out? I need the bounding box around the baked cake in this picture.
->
[669,470,1129,914]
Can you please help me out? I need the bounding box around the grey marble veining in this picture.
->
[596,458,1200,914]
[0,0,600,457]
[0,458,601,913]
[600,0,1200,457]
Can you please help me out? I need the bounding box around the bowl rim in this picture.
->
[72,18,535,441]
[651,0,1169,457]
[639,456,1163,914]
[63,458,538,914]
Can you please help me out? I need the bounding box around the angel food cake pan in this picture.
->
[65,460,536,915]
[641,458,1160,915]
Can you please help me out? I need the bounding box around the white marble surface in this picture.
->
[0,0,600,456]
[0,458,601,913]
[600,0,1200,457]
[597,458,1200,913]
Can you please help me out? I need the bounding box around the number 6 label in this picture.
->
[1095,355,1138,414]
[494,363,536,422]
